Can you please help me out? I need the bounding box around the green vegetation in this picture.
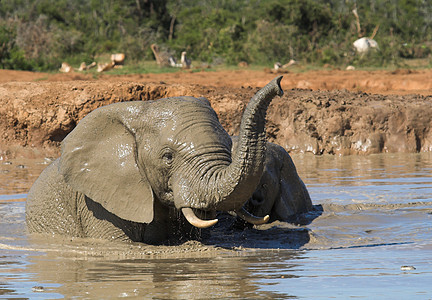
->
[0,0,431,71]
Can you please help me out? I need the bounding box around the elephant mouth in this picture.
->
[181,206,269,228]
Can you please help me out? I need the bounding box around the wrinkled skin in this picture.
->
[26,77,284,244]
[232,137,313,223]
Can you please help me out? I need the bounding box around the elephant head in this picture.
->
[238,139,313,223]
[58,76,283,228]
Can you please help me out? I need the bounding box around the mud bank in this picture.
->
[267,89,432,155]
[0,79,431,158]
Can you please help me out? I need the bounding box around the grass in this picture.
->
[108,61,180,75]
[33,76,49,81]
[28,56,432,80]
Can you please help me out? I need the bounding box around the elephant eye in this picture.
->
[161,148,174,165]
[262,183,268,190]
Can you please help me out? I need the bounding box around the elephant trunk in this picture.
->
[213,76,284,211]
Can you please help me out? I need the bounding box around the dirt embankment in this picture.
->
[0,69,431,158]
[0,81,199,158]
[267,89,432,155]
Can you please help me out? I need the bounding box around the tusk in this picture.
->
[181,208,218,228]
[236,207,270,225]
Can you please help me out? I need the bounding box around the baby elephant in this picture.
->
[232,137,313,223]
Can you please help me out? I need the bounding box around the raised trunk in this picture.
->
[213,76,284,211]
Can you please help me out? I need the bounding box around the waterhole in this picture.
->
[1,153,431,298]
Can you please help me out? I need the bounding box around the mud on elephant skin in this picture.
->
[231,137,314,225]
[26,76,284,244]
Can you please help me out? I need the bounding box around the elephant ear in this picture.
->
[59,102,154,224]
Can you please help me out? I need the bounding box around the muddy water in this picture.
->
[1,153,431,299]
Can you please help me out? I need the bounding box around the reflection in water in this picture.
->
[290,152,432,251]
[297,152,432,190]
[1,153,432,298]
[22,250,300,299]
[0,159,49,195]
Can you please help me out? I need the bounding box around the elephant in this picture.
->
[231,137,313,224]
[26,76,284,244]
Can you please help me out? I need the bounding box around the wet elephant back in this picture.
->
[26,159,85,237]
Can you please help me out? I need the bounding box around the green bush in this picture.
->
[0,0,431,71]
